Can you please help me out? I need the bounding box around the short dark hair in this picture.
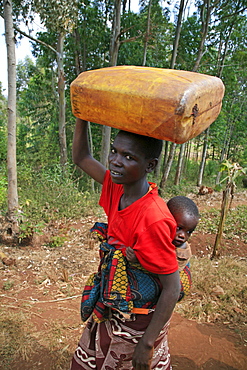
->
[117,130,163,159]
[167,196,199,218]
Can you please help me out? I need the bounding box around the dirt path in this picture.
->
[0,191,247,369]
[170,313,247,369]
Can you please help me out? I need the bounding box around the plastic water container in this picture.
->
[70,66,224,144]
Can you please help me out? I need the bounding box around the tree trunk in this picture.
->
[73,28,82,75]
[183,140,192,174]
[57,32,68,169]
[197,128,209,187]
[161,0,185,187]
[170,0,185,69]
[211,182,233,259]
[142,0,152,66]
[109,0,121,66]
[160,143,177,190]
[174,143,185,185]
[4,0,19,232]
[192,0,211,72]
[101,0,121,167]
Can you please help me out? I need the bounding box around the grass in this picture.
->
[0,309,72,369]
[176,256,247,341]
[0,256,246,368]
[197,205,247,243]
[0,164,246,365]
[0,310,35,368]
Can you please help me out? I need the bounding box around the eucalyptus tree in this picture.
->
[3,0,19,230]
[32,0,78,169]
[100,0,121,168]
[212,1,247,181]
[0,83,7,163]
[16,57,61,166]
[159,0,186,190]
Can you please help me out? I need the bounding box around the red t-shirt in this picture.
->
[99,171,178,275]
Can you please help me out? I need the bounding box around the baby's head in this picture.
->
[167,196,199,248]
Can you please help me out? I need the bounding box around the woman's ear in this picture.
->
[146,158,158,173]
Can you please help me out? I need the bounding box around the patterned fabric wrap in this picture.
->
[81,223,162,323]
[178,263,192,302]
[71,311,171,370]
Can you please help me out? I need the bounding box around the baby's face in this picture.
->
[172,212,198,248]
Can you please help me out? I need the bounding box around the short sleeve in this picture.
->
[133,218,178,275]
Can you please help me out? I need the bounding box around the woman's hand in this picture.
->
[132,338,154,370]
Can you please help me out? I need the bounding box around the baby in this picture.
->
[126,196,199,301]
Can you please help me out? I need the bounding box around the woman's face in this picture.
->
[108,133,153,186]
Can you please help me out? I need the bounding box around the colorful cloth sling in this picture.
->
[178,263,192,301]
[81,222,162,323]
[81,222,192,323]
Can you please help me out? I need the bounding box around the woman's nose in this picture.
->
[110,153,122,166]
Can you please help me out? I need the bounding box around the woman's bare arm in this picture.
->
[73,118,106,184]
[132,270,180,369]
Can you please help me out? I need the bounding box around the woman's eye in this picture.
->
[125,155,132,160]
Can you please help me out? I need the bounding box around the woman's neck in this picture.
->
[120,180,150,210]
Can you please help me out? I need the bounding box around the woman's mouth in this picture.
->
[110,170,123,176]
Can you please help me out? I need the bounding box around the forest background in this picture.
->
[0,1,247,368]
[0,0,246,229]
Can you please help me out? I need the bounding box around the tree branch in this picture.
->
[0,13,58,56]
[14,25,58,56]
[119,34,143,44]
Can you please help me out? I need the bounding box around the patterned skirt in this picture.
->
[70,311,171,370]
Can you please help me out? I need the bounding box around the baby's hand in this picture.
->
[126,247,138,263]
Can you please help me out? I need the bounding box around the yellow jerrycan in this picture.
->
[70,66,224,143]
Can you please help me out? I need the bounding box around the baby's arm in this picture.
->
[126,247,139,263]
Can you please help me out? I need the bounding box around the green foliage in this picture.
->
[2,280,15,291]
[0,83,7,163]
[17,163,100,225]
[219,160,247,185]
[48,235,67,248]
[197,205,247,243]
[0,167,7,211]
[18,219,45,243]
[34,0,78,33]
[2,0,246,202]
[16,59,60,167]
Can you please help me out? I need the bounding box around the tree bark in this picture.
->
[57,32,68,169]
[170,0,185,69]
[142,0,152,66]
[101,0,121,167]
[211,182,233,259]
[192,0,211,72]
[197,128,209,187]
[4,0,19,231]
[161,0,185,188]
[160,143,177,190]
[174,143,185,185]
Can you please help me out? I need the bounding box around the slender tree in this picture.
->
[142,0,152,66]
[160,0,185,190]
[33,0,78,169]
[211,161,247,259]
[197,128,209,186]
[100,0,122,168]
[4,0,18,232]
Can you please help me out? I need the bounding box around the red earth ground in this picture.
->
[0,190,246,370]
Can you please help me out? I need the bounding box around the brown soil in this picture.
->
[0,191,247,370]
